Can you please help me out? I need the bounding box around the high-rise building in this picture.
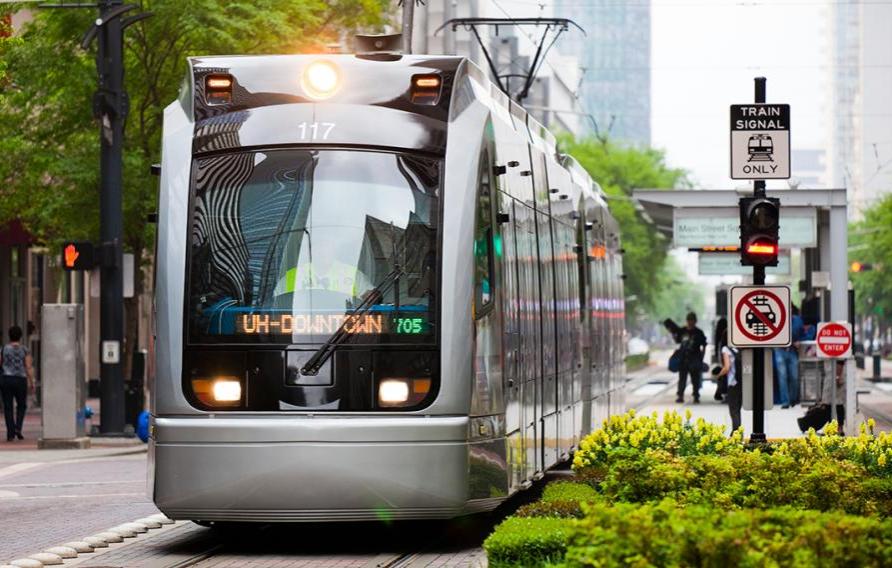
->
[554,0,651,145]
[828,1,892,218]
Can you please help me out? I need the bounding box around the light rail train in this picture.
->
[149,49,626,522]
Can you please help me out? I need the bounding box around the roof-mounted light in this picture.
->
[410,74,442,105]
[302,60,341,100]
[205,74,233,105]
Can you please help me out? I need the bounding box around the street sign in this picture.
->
[698,252,791,276]
[101,340,120,365]
[673,207,816,248]
[816,322,852,359]
[729,285,791,347]
[730,104,790,179]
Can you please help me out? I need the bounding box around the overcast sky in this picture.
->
[651,0,828,189]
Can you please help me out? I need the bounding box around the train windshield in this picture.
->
[187,149,439,344]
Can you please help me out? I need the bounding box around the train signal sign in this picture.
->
[61,241,94,271]
[729,285,791,347]
[816,322,852,359]
[730,104,790,179]
[739,196,780,266]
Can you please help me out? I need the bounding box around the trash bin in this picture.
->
[798,341,825,405]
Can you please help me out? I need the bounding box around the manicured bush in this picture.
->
[541,481,599,503]
[562,500,892,567]
[514,500,586,519]
[483,517,574,568]
[486,412,892,566]
[572,410,744,473]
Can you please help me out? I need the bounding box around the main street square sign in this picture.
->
[730,104,790,180]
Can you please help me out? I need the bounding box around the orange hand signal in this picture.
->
[64,244,80,268]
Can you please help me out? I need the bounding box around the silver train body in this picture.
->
[149,54,625,522]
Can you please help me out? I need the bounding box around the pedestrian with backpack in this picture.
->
[672,312,707,404]
[714,317,742,434]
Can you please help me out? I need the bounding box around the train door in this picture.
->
[577,205,593,442]
[531,149,558,470]
[536,208,558,469]
[498,191,524,491]
[514,203,540,480]
[588,206,609,429]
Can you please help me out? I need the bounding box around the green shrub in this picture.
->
[541,481,599,503]
[560,500,892,567]
[483,517,574,568]
[515,500,585,519]
[573,410,744,473]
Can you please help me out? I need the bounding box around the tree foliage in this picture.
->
[850,194,892,326]
[0,0,387,246]
[559,137,693,319]
[0,0,387,370]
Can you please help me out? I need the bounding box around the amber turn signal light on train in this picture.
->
[191,376,242,407]
[205,74,233,105]
[410,74,441,105]
[378,378,432,408]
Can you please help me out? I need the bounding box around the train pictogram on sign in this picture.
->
[729,285,792,348]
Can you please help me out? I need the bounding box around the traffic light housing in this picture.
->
[850,261,873,273]
[61,241,95,271]
[739,196,780,267]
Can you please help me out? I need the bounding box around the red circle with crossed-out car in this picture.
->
[734,289,788,342]
[816,322,852,358]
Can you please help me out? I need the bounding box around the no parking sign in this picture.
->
[729,285,792,348]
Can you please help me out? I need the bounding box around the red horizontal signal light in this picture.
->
[746,242,778,255]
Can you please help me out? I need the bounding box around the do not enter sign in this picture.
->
[816,322,853,359]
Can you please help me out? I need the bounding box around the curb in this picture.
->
[1,513,175,567]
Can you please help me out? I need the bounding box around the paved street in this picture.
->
[0,449,157,563]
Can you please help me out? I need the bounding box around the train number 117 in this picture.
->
[297,122,336,141]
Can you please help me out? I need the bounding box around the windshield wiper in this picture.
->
[299,263,405,376]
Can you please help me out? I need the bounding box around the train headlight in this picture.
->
[191,376,243,407]
[302,60,341,100]
[377,378,432,408]
[212,379,242,403]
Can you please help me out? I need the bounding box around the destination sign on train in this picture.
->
[234,313,429,335]
[730,103,791,180]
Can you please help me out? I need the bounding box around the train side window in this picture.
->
[474,150,495,318]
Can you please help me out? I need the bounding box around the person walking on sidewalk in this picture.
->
[0,326,34,441]
[674,312,707,404]
[714,318,742,434]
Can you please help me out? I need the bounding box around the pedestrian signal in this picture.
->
[61,242,94,271]
[739,196,780,267]
[850,261,873,273]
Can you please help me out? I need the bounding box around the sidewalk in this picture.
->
[627,350,805,438]
[0,397,145,458]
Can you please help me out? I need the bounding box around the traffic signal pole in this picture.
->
[751,76,767,444]
[96,0,126,435]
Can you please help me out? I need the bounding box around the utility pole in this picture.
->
[95,0,126,435]
[401,0,415,54]
[42,0,151,435]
